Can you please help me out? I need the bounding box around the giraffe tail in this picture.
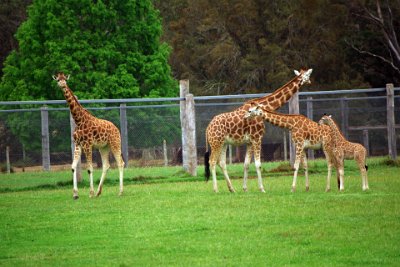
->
[204,135,210,181]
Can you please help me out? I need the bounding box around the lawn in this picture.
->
[0,157,399,266]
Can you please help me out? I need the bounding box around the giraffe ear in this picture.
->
[294,70,300,76]
[66,75,70,80]
[52,75,57,80]
[329,115,332,118]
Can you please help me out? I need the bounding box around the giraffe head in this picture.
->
[294,68,313,85]
[318,114,333,126]
[52,72,70,88]
[244,102,264,119]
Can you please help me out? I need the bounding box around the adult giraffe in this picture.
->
[205,68,313,193]
[53,73,124,199]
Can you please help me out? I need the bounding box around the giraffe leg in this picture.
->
[253,142,265,193]
[71,145,82,200]
[301,152,309,191]
[356,153,369,191]
[113,149,124,196]
[209,147,221,193]
[82,146,94,197]
[219,144,235,193]
[338,164,345,191]
[96,147,111,197]
[242,146,253,192]
[323,151,333,192]
[291,146,302,193]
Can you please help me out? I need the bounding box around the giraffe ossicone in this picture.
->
[53,72,124,199]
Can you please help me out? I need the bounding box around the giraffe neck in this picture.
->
[61,85,91,126]
[326,119,346,143]
[261,110,300,130]
[242,76,302,111]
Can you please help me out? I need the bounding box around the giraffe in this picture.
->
[318,114,369,191]
[244,104,336,192]
[52,73,124,199]
[204,68,313,193]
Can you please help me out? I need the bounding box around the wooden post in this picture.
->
[6,146,10,174]
[70,113,82,182]
[340,98,349,139]
[163,140,168,166]
[41,106,50,171]
[180,80,197,176]
[306,96,314,160]
[185,93,198,176]
[180,80,189,171]
[363,129,370,157]
[22,144,26,172]
[120,104,129,167]
[283,130,288,162]
[386,83,397,159]
[288,92,299,167]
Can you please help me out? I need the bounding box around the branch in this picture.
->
[349,42,400,75]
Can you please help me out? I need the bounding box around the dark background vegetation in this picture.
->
[1,0,399,97]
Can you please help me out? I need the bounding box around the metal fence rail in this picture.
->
[0,85,399,173]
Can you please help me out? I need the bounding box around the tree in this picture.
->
[0,0,32,77]
[0,0,178,152]
[346,0,400,85]
[157,0,369,96]
[0,0,177,101]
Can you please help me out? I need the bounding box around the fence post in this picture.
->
[306,96,314,160]
[70,113,82,182]
[163,140,168,166]
[185,93,198,176]
[41,106,50,171]
[288,92,299,167]
[363,129,370,157]
[283,130,288,162]
[180,80,189,170]
[120,104,129,167]
[386,83,397,160]
[6,146,10,174]
[340,98,349,139]
[180,80,197,176]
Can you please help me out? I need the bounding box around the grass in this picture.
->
[0,157,399,266]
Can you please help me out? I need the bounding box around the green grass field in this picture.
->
[0,157,399,266]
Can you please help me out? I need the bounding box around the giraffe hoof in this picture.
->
[118,191,123,196]
[89,191,94,198]
[73,195,79,200]
[260,188,266,193]
[243,188,248,192]
[306,186,310,192]
[229,188,236,193]
[325,188,331,192]
[291,187,296,193]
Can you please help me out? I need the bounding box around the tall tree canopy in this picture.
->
[155,0,399,95]
[0,0,177,101]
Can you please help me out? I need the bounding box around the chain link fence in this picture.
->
[0,87,399,173]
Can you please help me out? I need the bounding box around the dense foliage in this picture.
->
[154,0,400,95]
[0,0,177,101]
[0,0,178,152]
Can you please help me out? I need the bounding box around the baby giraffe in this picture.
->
[319,115,369,191]
[244,104,335,192]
